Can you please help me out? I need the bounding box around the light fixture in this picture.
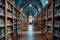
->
[46,0,48,4]
[29,4,32,7]
[38,8,41,12]
[21,8,23,11]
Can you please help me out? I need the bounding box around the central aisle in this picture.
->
[15,25,46,40]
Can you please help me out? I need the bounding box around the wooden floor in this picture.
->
[15,24,47,40]
[15,31,47,40]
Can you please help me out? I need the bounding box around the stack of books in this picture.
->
[54,20,60,27]
[7,3,12,10]
[54,8,60,16]
[7,11,12,17]
[14,25,17,29]
[7,19,12,25]
[0,18,4,27]
[7,26,12,34]
[0,28,4,39]
[0,8,4,15]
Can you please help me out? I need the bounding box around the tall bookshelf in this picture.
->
[0,0,22,40]
[43,0,60,40]
[34,12,43,31]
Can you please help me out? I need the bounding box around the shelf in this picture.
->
[7,26,13,34]
[0,0,5,5]
[0,17,4,27]
[48,31,52,34]
[0,28,5,39]
[0,35,5,39]
[8,34,13,40]
[54,34,60,38]
[0,0,21,40]
[53,28,60,38]
[7,11,13,18]
[0,7,4,16]
[55,0,60,8]
[14,24,17,29]
[7,2,13,11]
[7,8,13,13]
[7,19,13,26]
[14,8,17,19]
[54,19,60,28]
[54,8,60,18]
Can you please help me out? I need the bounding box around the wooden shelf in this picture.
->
[43,0,60,40]
[0,0,23,40]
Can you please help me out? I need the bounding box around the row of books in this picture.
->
[54,28,59,37]
[7,19,12,25]
[48,20,52,26]
[14,9,17,18]
[54,19,60,27]
[7,3,13,10]
[48,26,53,33]
[0,28,4,39]
[7,11,12,17]
[8,34,12,40]
[0,0,5,5]
[17,13,20,18]
[14,24,17,29]
[54,8,60,16]
[7,26,12,34]
[14,20,17,24]
[0,18,4,26]
[48,11,52,18]
[48,4,52,11]
[14,29,17,36]
[10,0,15,4]
[44,14,47,19]
[55,0,60,7]
[0,7,4,15]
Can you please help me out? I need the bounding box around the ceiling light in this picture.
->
[21,8,23,11]
[38,8,41,11]
[46,0,48,4]
[29,4,32,7]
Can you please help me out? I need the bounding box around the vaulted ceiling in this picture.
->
[15,0,43,17]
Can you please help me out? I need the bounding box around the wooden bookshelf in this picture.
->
[0,0,25,40]
[43,0,60,40]
[34,11,43,31]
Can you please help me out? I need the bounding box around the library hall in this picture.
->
[0,0,60,40]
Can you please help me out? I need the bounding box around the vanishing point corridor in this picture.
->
[15,24,46,40]
[0,0,60,40]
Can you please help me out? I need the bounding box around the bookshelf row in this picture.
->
[0,0,25,40]
[42,0,60,40]
[34,12,43,31]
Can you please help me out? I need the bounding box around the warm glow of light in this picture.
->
[29,16,33,23]
[38,8,41,12]
[21,8,23,11]
[46,0,48,4]
[28,25,33,32]
[27,25,34,40]
[29,4,32,7]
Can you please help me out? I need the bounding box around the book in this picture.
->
[0,8,4,15]
[0,18,4,27]
[7,26,12,34]
[0,28,4,39]
[8,3,13,10]
[7,11,12,17]
[0,0,5,5]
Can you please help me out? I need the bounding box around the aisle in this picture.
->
[15,25,46,40]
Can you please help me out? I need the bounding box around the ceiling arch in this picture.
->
[18,0,43,9]
[25,10,35,17]
[23,6,38,15]
[15,0,43,17]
